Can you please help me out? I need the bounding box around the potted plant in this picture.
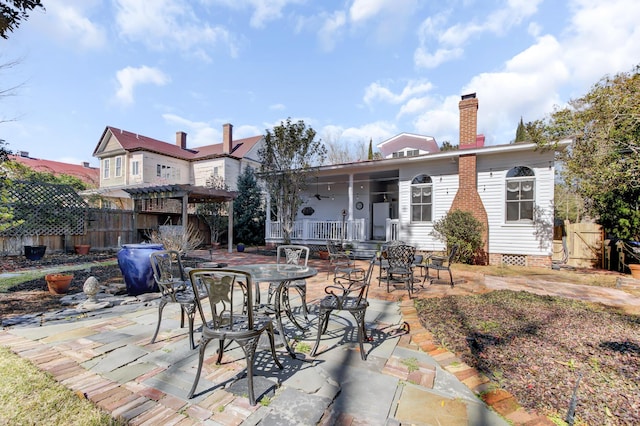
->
[45,273,73,295]
[74,244,91,255]
[237,242,245,252]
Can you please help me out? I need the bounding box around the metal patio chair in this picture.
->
[149,250,202,349]
[311,256,376,360]
[187,268,283,405]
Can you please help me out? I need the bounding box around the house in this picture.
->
[8,152,100,187]
[85,123,263,244]
[86,123,263,210]
[264,93,570,267]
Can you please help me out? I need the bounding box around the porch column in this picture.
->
[348,174,354,240]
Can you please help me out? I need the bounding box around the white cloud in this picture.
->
[318,11,346,52]
[364,79,433,106]
[115,66,170,105]
[38,2,106,50]
[115,0,239,60]
[414,0,542,69]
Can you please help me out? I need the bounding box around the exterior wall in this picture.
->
[141,152,190,185]
[478,150,556,264]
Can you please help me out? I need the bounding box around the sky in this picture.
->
[1,0,639,167]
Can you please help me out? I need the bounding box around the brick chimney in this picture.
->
[176,131,187,149]
[223,123,233,154]
[450,93,489,264]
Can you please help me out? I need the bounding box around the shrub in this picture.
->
[430,210,484,264]
[146,222,204,254]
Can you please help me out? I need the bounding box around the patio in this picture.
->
[0,251,517,425]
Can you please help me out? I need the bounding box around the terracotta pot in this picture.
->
[629,264,640,279]
[74,244,91,255]
[45,274,73,295]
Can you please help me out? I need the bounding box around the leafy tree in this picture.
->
[440,140,458,151]
[259,118,327,244]
[430,209,484,264]
[514,117,528,142]
[0,139,22,232]
[233,166,265,246]
[3,160,89,191]
[0,0,44,39]
[535,65,640,240]
[196,174,229,245]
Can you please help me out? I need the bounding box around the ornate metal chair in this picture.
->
[326,240,355,280]
[149,250,201,349]
[424,244,459,287]
[187,268,283,405]
[265,245,310,325]
[385,244,416,296]
[311,256,376,360]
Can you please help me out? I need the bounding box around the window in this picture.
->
[115,157,122,177]
[506,166,535,221]
[411,174,432,222]
[131,160,139,176]
[103,159,110,179]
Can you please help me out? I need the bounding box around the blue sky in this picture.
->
[1,0,639,167]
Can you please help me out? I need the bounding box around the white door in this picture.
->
[372,202,390,240]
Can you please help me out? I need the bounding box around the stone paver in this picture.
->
[5,251,633,424]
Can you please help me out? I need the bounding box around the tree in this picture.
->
[514,117,528,142]
[196,174,229,245]
[0,0,44,39]
[233,166,265,246]
[430,209,484,264]
[259,118,327,244]
[440,140,458,151]
[536,65,640,240]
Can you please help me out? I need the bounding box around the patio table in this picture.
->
[234,263,318,358]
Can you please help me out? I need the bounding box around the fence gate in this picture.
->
[553,222,603,268]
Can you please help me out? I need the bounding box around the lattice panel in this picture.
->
[502,254,527,266]
[1,180,87,237]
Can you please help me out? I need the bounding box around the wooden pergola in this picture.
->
[124,184,238,252]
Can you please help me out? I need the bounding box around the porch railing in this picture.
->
[266,219,366,243]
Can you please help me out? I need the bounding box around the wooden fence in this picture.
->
[552,221,604,268]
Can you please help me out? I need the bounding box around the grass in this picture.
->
[0,346,124,425]
[0,260,118,292]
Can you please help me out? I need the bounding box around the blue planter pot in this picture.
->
[117,243,164,296]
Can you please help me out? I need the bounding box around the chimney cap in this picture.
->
[461,93,476,100]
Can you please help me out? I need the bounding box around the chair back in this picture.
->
[358,256,377,304]
[387,244,415,269]
[149,250,188,299]
[277,245,309,266]
[189,269,255,331]
[326,240,343,256]
[447,244,459,263]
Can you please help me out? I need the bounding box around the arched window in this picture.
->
[411,174,432,222]
[506,166,535,221]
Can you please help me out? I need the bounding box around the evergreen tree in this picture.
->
[514,117,528,143]
[233,166,265,246]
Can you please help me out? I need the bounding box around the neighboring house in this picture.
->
[376,133,439,158]
[264,93,571,267]
[86,123,263,210]
[8,152,100,188]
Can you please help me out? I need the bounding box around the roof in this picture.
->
[123,184,237,203]
[95,126,262,161]
[376,133,439,157]
[8,155,100,187]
